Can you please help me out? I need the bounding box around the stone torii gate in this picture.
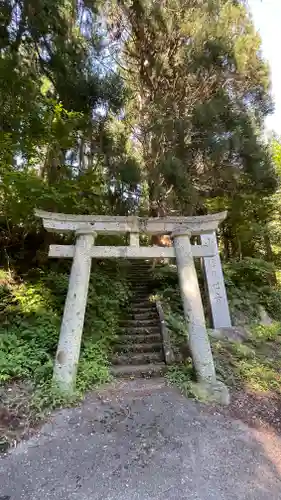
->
[35,210,231,400]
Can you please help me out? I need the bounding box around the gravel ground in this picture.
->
[1,378,281,500]
[208,388,281,434]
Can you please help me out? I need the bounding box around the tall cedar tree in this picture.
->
[109,0,277,216]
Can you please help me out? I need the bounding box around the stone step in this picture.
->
[111,363,166,378]
[129,274,153,278]
[112,352,163,365]
[130,287,152,292]
[132,291,151,296]
[116,333,161,344]
[132,296,151,302]
[128,272,152,276]
[128,271,152,276]
[119,319,159,327]
[130,286,152,290]
[132,292,152,297]
[131,284,151,289]
[132,308,159,321]
[132,303,152,309]
[129,279,153,284]
[131,300,155,307]
[128,263,151,267]
[121,326,160,335]
[128,272,153,277]
[131,306,156,314]
[129,273,150,277]
[114,342,163,353]
[130,288,153,291]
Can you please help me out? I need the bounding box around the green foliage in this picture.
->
[250,322,281,344]
[153,258,281,329]
[0,0,140,244]
[166,312,187,341]
[212,322,281,392]
[31,382,80,416]
[112,0,276,217]
[272,137,281,178]
[167,323,281,397]
[1,0,280,267]
[224,257,275,288]
[0,276,60,383]
[0,262,130,453]
[150,264,190,357]
[223,258,281,322]
[166,362,195,398]
[0,262,130,396]
[152,259,281,397]
[151,265,182,313]
[77,342,111,393]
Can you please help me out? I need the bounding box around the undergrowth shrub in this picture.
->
[166,323,281,397]
[223,258,281,322]
[0,261,130,407]
[152,258,281,326]
[151,264,182,313]
[0,275,60,384]
[212,322,281,392]
[151,261,281,397]
[166,362,195,397]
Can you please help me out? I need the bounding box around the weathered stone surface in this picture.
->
[35,209,227,235]
[172,229,216,383]
[53,230,96,393]
[48,244,215,259]
[190,380,230,405]
[155,301,175,364]
[231,306,273,328]
[232,309,251,326]
[208,327,249,343]
[201,232,232,329]
[129,233,140,247]
[111,363,166,378]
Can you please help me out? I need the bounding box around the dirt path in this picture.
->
[1,379,281,500]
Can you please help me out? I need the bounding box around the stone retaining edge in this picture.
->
[155,301,175,365]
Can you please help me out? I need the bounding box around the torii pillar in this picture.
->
[172,228,216,382]
[172,226,230,404]
[53,228,96,392]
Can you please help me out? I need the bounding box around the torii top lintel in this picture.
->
[34,210,227,236]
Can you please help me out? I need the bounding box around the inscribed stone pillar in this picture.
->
[53,228,96,392]
[172,228,216,382]
[200,232,231,328]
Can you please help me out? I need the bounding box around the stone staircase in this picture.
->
[111,260,166,378]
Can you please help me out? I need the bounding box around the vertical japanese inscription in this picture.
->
[201,233,231,328]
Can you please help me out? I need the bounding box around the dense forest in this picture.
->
[1,0,281,259]
[1,0,281,447]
